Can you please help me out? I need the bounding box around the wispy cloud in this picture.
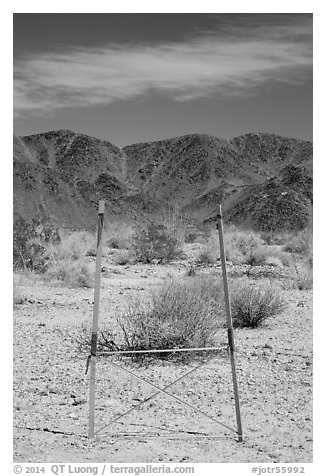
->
[14,16,312,118]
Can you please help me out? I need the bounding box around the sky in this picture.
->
[13,13,313,146]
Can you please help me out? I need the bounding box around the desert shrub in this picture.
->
[107,238,120,249]
[161,204,188,245]
[49,231,95,261]
[115,276,225,361]
[230,281,286,328]
[76,323,120,353]
[43,230,103,286]
[260,230,290,246]
[196,250,216,266]
[13,268,45,305]
[13,284,25,306]
[283,228,312,257]
[198,226,265,266]
[44,259,93,288]
[184,264,197,276]
[105,222,134,250]
[185,230,206,244]
[224,228,265,265]
[86,245,97,257]
[13,215,60,272]
[248,245,292,267]
[113,250,135,266]
[292,260,313,290]
[296,270,313,290]
[185,233,197,243]
[195,230,219,265]
[132,223,183,264]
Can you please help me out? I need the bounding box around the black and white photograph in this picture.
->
[12,6,314,469]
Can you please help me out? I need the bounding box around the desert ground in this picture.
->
[13,240,313,464]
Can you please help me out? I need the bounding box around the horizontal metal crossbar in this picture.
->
[97,345,227,355]
[98,433,235,439]
[95,356,237,437]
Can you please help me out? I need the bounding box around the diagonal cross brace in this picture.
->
[95,356,237,437]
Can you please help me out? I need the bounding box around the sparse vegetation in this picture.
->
[47,230,95,261]
[13,270,42,305]
[132,222,183,264]
[13,223,97,288]
[105,222,134,250]
[260,230,289,246]
[161,204,188,246]
[91,276,225,362]
[230,280,287,328]
[196,249,216,266]
[184,264,197,276]
[247,245,292,267]
[44,259,93,288]
[196,225,292,268]
[77,273,289,360]
[13,215,60,272]
[291,260,313,290]
[13,129,313,462]
[278,228,313,290]
[283,228,312,258]
[195,230,219,265]
[43,231,96,287]
[224,227,265,265]
[113,250,135,266]
[13,284,25,306]
[296,269,313,291]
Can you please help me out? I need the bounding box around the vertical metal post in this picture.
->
[88,200,105,438]
[216,204,243,442]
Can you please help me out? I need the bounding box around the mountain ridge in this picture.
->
[13,129,313,231]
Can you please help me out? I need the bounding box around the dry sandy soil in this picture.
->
[13,247,313,463]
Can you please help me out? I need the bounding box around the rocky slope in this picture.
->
[13,130,313,231]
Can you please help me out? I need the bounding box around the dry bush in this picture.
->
[114,275,225,361]
[13,274,26,306]
[105,222,134,250]
[13,270,42,305]
[132,223,183,264]
[197,226,293,269]
[224,227,265,265]
[195,230,219,265]
[260,230,291,246]
[13,283,25,306]
[197,226,265,266]
[39,230,96,287]
[249,245,293,267]
[282,228,313,290]
[196,250,216,266]
[113,250,135,266]
[44,259,93,288]
[76,323,120,353]
[283,228,312,258]
[13,215,60,272]
[185,232,199,243]
[76,274,287,361]
[161,204,188,246]
[230,280,286,328]
[296,270,313,290]
[292,261,313,290]
[184,264,197,276]
[48,231,95,261]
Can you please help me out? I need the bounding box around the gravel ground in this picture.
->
[13,258,313,463]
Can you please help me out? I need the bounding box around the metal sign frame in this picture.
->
[87,202,243,442]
